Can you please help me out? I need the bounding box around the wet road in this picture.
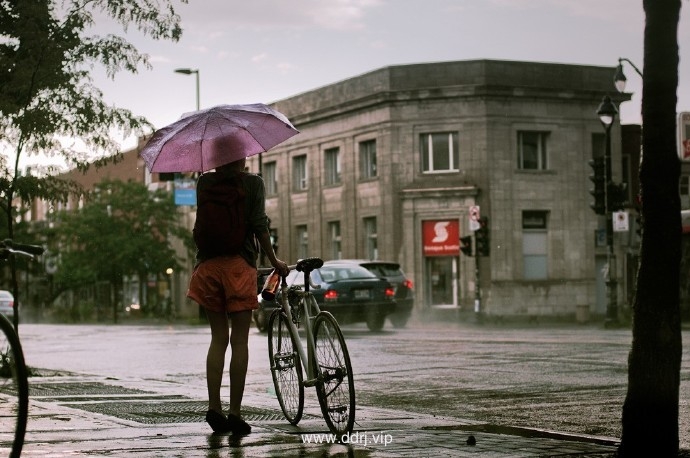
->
[16,319,690,449]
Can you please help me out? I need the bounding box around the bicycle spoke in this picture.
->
[268,310,304,425]
[313,312,355,436]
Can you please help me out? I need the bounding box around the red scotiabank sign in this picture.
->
[422,220,460,256]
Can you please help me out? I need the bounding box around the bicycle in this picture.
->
[260,257,355,437]
[0,239,43,457]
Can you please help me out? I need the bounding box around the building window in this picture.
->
[363,217,378,260]
[296,225,308,260]
[324,147,341,186]
[263,161,277,196]
[522,211,548,280]
[328,221,342,260]
[292,155,308,192]
[518,131,549,170]
[421,132,459,173]
[359,140,377,179]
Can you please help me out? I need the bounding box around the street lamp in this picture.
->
[174,68,200,111]
[613,57,643,94]
[165,267,175,319]
[596,95,619,327]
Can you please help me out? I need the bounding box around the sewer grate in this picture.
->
[61,399,297,424]
[30,381,152,397]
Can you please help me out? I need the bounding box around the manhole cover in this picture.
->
[30,381,152,398]
[61,400,295,424]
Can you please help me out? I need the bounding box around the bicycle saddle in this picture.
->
[296,257,324,273]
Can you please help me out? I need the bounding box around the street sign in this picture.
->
[679,112,690,161]
[469,206,481,231]
[613,211,629,232]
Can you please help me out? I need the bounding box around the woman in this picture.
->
[187,157,288,434]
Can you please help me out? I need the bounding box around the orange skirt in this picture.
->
[187,256,258,314]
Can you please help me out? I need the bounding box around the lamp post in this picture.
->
[165,267,175,319]
[174,68,200,111]
[597,95,619,327]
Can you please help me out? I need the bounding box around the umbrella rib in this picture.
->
[199,112,212,171]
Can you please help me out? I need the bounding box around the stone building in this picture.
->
[246,59,628,320]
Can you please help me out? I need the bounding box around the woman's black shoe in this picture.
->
[206,410,232,433]
[227,413,251,435]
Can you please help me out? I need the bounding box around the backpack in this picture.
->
[193,174,247,257]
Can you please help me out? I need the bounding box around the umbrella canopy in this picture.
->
[139,103,299,173]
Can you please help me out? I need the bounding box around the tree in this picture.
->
[52,179,192,322]
[620,0,682,455]
[0,0,186,327]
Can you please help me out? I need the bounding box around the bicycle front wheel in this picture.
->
[313,311,355,437]
[267,309,304,425]
[0,314,28,458]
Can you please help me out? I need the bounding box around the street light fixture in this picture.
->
[174,68,200,111]
[597,95,618,128]
[596,95,619,327]
[613,57,643,94]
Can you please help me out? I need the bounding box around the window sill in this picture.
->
[422,170,460,175]
[514,169,557,175]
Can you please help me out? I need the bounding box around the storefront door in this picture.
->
[426,256,458,306]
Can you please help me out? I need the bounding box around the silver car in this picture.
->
[0,290,14,319]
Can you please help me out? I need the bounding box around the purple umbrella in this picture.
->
[139,103,299,173]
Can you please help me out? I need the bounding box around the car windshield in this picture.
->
[318,265,377,282]
[363,263,401,277]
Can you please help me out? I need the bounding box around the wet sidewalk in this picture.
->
[20,372,620,457]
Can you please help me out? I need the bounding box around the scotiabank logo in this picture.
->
[423,220,459,256]
[431,222,451,243]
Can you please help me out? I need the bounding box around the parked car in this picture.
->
[356,260,414,328]
[0,290,14,319]
[253,260,396,332]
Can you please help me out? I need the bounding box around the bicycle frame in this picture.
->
[276,275,322,384]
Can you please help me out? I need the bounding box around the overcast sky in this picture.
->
[77,0,690,152]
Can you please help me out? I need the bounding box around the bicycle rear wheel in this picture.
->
[0,314,28,458]
[267,309,304,424]
[313,311,355,437]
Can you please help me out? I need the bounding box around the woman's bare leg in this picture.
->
[228,310,252,416]
[206,309,229,414]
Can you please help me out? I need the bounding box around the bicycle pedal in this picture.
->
[303,378,318,387]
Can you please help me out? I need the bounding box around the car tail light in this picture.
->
[385,287,395,299]
[403,279,413,290]
[9,300,13,308]
[324,289,338,302]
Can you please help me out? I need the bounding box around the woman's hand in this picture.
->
[272,259,289,277]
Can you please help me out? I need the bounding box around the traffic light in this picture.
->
[607,182,628,212]
[475,217,490,257]
[588,157,606,215]
[460,235,473,257]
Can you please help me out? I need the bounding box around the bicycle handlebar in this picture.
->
[257,258,323,290]
[1,239,45,259]
[257,265,297,276]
